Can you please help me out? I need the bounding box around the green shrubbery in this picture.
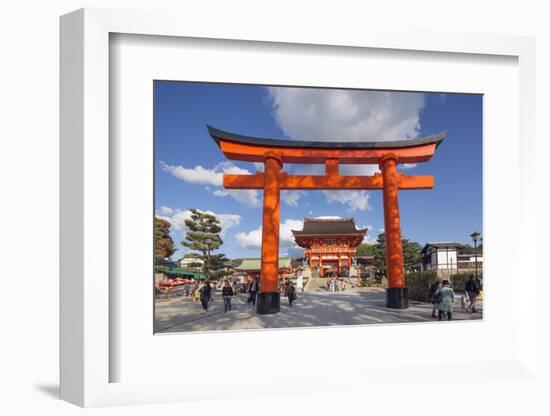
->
[406,271,437,302]
[361,280,382,287]
[405,271,473,302]
[449,273,471,293]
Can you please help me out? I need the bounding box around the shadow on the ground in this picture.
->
[155,289,482,334]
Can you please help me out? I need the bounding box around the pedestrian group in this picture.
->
[184,275,302,314]
[428,274,481,321]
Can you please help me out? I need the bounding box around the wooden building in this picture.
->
[235,257,292,285]
[292,218,366,277]
[421,242,461,271]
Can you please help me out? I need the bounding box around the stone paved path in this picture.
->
[154,288,482,333]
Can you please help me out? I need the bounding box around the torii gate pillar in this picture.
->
[380,154,408,308]
[257,152,283,314]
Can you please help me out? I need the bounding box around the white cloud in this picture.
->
[159,206,173,215]
[339,164,380,176]
[234,227,262,249]
[213,189,229,197]
[214,161,252,176]
[235,218,304,249]
[214,213,242,233]
[291,162,380,178]
[156,210,191,232]
[157,208,242,259]
[323,190,371,212]
[364,235,376,244]
[161,160,305,208]
[280,219,305,245]
[281,190,306,207]
[266,87,425,142]
[157,207,241,237]
[266,87,425,210]
[359,224,377,244]
[400,163,417,169]
[289,164,376,211]
[254,162,264,172]
[161,160,262,207]
[160,161,222,186]
[226,189,262,207]
[314,215,342,220]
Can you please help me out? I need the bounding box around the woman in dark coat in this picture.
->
[200,282,212,311]
[285,283,297,307]
[428,277,443,318]
[222,281,234,313]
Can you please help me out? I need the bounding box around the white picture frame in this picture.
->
[60,7,539,408]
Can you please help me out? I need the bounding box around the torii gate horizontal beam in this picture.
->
[224,156,434,190]
[208,125,446,164]
[223,172,434,190]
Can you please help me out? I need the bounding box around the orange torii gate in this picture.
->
[208,125,446,314]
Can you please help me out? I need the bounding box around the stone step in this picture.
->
[304,277,328,292]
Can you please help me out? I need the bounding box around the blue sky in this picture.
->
[154,81,482,260]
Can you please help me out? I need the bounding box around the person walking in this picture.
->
[428,277,443,318]
[285,282,296,307]
[200,281,212,312]
[248,277,259,306]
[192,282,200,302]
[222,281,234,313]
[434,280,455,321]
[465,274,481,313]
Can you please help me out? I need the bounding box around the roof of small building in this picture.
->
[179,256,204,262]
[292,218,367,237]
[235,257,292,271]
[422,242,461,253]
[155,265,205,279]
[157,258,178,267]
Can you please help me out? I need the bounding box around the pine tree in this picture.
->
[208,253,233,280]
[182,209,224,279]
[154,217,175,262]
[372,233,422,277]
[355,243,376,257]
[373,233,387,276]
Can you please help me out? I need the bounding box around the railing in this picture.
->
[306,246,355,253]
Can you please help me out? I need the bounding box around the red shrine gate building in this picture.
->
[292,218,366,277]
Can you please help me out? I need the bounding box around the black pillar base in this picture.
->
[256,292,280,314]
[386,287,409,309]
